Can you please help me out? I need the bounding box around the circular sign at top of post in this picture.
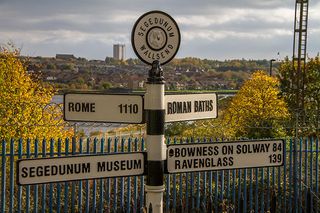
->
[131,10,181,65]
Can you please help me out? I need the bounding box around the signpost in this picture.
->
[15,10,286,213]
[166,140,284,174]
[64,93,144,124]
[165,93,217,122]
[17,152,146,185]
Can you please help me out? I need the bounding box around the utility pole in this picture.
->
[269,59,276,76]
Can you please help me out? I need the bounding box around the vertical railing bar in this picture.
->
[266,167,270,212]
[57,139,62,213]
[41,138,47,213]
[237,169,242,213]
[195,171,200,210]
[1,139,6,213]
[140,138,145,212]
[304,138,308,212]
[214,171,218,213]
[113,138,118,212]
[119,138,125,212]
[220,170,224,211]
[126,138,132,213]
[315,138,319,212]
[179,139,183,212]
[106,137,111,212]
[49,139,55,213]
[26,139,31,213]
[71,137,76,213]
[283,141,287,211]
[17,139,23,213]
[190,138,195,211]
[92,138,97,212]
[85,138,90,213]
[254,168,258,213]
[261,168,264,213]
[34,139,39,213]
[232,169,236,213]
[172,138,177,211]
[99,138,105,213]
[78,138,83,212]
[299,138,302,212]
[9,139,15,213]
[196,139,201,210]
[289,138,293,213]
[309,137,313,211]
[185,138,189,212]
[133,138,138,212]
[249,168,253,212]
[243,169,247,213]
[293,137,298,212]
[226,169,230,211]
[209,138,213,201]
[64,138,70,213]
[277,162,281,210]
[165,138,170,213]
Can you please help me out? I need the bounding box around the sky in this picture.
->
[0,0,319,60]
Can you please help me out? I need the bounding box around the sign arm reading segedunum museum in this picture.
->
[16,10,284,213]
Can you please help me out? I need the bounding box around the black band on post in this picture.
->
[147,161,164,186]
[146,110,165,135]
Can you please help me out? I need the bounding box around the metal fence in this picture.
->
[1,137,319,212]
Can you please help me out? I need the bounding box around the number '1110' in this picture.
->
[118,104,139,114]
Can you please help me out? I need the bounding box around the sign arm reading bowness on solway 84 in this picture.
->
[166,140,285,174]
[15,10,285,213]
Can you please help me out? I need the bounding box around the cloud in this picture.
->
[0,0,319,59]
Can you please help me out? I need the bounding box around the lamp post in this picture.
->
[269,59,276,76]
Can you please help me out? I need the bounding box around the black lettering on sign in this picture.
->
[20,163,91,178]
[194,100,213,112]
[236,143,271,154]
[68,102,95,112]
[97,160,142,172]
[167,101,192,114]
[177,156,234,170]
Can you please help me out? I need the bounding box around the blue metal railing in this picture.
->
[1,137,320,212]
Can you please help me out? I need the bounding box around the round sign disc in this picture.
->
[131,11,181,65]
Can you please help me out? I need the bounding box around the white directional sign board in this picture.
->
[165,93,217,122]
[17,152,146,185]
[64,93,144,123]
[166,140,284,174]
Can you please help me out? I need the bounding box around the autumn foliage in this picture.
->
[0,46,72,139]
[222,71,289,138]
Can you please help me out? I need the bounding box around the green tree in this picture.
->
[222,71,289,138]
[0,46,72,139]
[278,56,320,136]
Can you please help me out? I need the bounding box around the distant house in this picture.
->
[56,54,75,60]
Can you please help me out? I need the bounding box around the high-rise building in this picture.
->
[113,44,125,60]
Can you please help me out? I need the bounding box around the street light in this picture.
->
[269,59,276,76]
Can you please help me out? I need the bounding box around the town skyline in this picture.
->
[1,0,320,60]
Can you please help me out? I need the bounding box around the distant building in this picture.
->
[113,44,125,60]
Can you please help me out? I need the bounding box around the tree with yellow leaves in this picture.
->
[0,46,72,139]
[222,71,289,139]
